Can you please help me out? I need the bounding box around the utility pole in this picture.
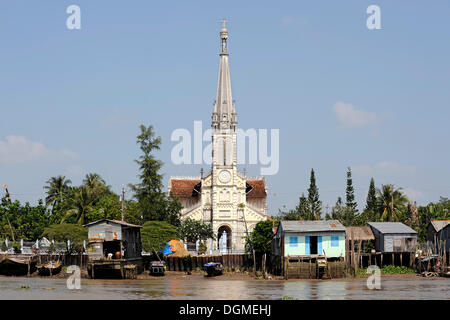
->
[121,185,125,222]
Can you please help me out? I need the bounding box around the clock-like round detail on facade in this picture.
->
[218,170,231,183]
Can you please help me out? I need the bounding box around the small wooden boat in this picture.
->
[0,255,37,276]
[149,261,165,276]
[203,262,223,277]
[37,261,62,276]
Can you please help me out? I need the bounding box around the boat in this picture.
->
[203,262,223,277]
[0,255,37,276]
[37,261,62,276]
[149,260,166,276]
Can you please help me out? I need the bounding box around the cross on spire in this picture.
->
[220,18,228,29]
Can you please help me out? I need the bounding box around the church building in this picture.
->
[169,22,267,253]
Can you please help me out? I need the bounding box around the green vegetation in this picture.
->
[245,220,274,254]
[42,224,87,243]
[128,125,182,226]
[357,265,415,277]
[278,167,450,243]
[278,169,322,221]
[0,124,186,245]
[380,265,415,274]
[179,218,215,244]
[141,221,179,253]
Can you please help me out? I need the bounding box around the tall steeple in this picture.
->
[212,19,237,132]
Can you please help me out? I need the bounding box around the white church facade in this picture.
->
[169,22,267,253]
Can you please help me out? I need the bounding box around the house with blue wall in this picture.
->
[272,220,346,259]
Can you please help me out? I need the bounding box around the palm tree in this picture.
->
[376,184,409,222]
[43,176,72,207]
[62,186,97,225]
[82,173,110,196]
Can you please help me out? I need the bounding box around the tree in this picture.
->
[82,173,110,197]
[141,221,179,253]
[246,220,274,254]
[306,169,322,220]
[62,186,98,225]
[359,177,378,224]
[331,197,345,221]
[377,184,409,222]
[42,223,87,243]
[345,167,358,212]
[179,218,215,244]
[0,197,50,241]
[43,176,72,208]
[129,125,182,225]
[365,178,377,212]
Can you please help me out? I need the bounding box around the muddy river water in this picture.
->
[0,276,448,300]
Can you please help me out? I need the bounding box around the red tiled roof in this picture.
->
[170,179,201,197]
[246,180,266,198]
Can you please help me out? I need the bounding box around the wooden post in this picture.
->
[284,257,288,280]
[381,253,383,267]
[392,253,395,266]
[253,249,256,276]
[400,253,403,266]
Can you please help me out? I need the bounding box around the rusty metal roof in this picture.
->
[83,219,142,228]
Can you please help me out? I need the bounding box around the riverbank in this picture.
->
[0,269,442,282]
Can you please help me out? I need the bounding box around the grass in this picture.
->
[282,296,294,300]
[356,265,415,277]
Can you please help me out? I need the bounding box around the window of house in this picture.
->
[331,236,339,247]
[289,236,298,247]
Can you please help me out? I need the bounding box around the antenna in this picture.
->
[121,185,125,221]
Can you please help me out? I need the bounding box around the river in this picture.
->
[0,276,448,300]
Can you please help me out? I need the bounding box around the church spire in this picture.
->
[212,19,237,131]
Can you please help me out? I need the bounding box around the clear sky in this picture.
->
[1,1,449,216]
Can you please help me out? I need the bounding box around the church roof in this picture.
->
[170,179,201,198]
[246,180,266,198]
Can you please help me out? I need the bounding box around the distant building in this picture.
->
[368,222,417,253]
[428,220,450,252]
[272,220,346,259]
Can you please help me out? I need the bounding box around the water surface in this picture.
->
[0,276,448,300]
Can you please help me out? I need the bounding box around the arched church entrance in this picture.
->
[217,225,232,252]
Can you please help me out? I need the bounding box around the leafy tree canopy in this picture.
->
[179,218,215,243]
[141,221,179,253]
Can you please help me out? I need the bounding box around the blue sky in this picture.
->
[1,1,449,216]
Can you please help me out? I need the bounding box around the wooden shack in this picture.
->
[83,219,143,279]
[428,220,450,253]
[368,222,417,253]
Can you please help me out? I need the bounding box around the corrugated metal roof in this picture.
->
[368,222,417,234]
[430,220,450,232]
[280,220,346,232]
[83,219,142,228]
